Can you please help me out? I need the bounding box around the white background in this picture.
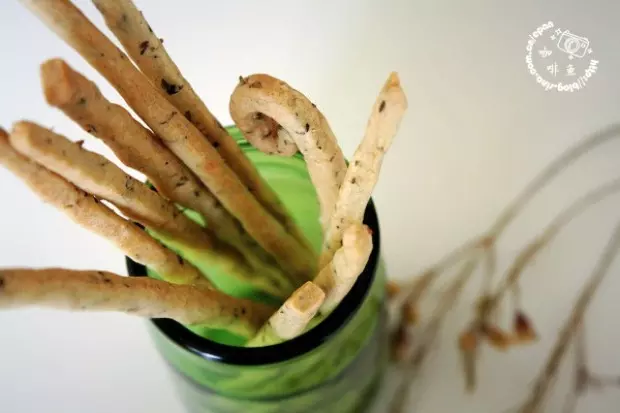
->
[1,0,620,412]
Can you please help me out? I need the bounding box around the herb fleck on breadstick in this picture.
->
[90,0,313,257]
[0,268,274,339]
[246,281,326,347]
[230,74,347,231]
[21,0,314,282]
[320,72,407,268]
[0,130,210,288]
[314,223,373,315]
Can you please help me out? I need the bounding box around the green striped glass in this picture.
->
[127,126,388,413]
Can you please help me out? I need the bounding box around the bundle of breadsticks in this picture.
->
[0,0,407,346]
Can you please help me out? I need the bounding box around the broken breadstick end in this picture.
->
[270,281,325,340]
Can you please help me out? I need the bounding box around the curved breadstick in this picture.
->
[0,268,274,339]
[90,0,313,258]
[320,72,407,268]
[21,0,314,283]
[39,59,296,292]
[246,281,325,347]
[315,223,373,314]
[230,74,347,230]
[0,130,210,288]
[10,120,209,247]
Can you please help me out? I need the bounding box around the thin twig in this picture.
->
[516,220,620,413]
[398,124,620,308]
[389,256,480,413]
[494,178,620,313]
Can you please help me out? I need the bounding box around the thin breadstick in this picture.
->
[0,131,210,288]
[9,120,209,247]
[21,0,314,283]
[314,223,373,315]
[230,74,347,230]
[39,59,296,292]
[90,0,313,257]
[246,281,325,347]
[320,72,407,268]
[0,268,274,339]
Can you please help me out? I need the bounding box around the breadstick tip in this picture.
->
[40,58,85,107]
[342,223,372,248]
[0,127,7,140]
[386,71,401,87]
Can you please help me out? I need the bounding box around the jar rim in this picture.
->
[126,199,381,366]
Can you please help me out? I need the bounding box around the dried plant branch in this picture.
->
[516,220,620,413]
[492,178,620,317]
[0,268,274,339]
[396,124,620,310]
[560,324,587,413]
[389,256,480,413]
[489,123,620,237]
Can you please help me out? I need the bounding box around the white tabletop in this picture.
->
[1,1,620,412]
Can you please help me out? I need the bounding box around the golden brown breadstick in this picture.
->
[314,223,373,314]
[246,281,326,347]
[9,120,208,247]
[0,268,274,339]
[90,0,313,257]
[0,131,210,288]
[320,72,407,268]
[230,74,347,230]
[21,0,314,282]
[39,59,295,292]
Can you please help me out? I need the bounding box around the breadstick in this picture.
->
[21,0,314,282]
[39,59,296,292]
[90,0,313,257]
[314,223,373,315]
[246,281,325,347]
[320,72,407,268]
[10,120,209,247]
[8,121,295,298]
[230,74,347,230]
[39,59,236,243]
[0,131,210,288]
[0,268,274,339]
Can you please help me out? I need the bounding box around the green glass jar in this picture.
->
[126,127,388,413]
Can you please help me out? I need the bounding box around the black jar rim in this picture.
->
[126,199,381,366]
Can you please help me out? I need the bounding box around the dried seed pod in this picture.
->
[513,311,538,343]
[481,323,511,351]
[402,301,419,326]
[386,280,401,299]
